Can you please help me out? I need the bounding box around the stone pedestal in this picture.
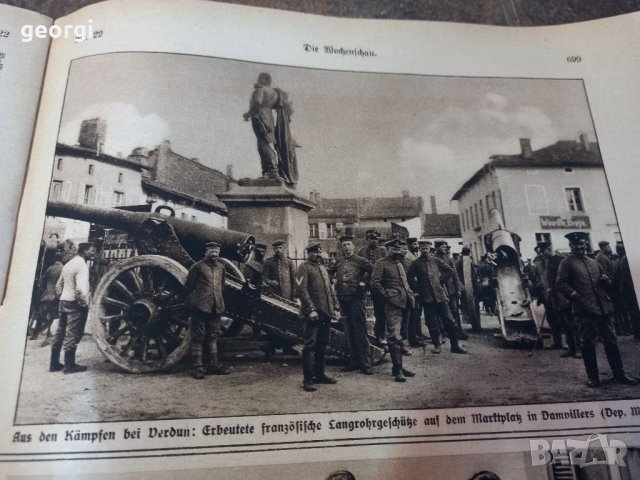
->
[217,178,315,260]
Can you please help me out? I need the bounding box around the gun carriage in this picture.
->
[46,202,383,372]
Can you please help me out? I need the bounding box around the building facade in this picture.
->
[451,135,619,261]
[308,191,424,258]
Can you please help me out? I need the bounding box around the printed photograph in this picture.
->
[15,52,640,424]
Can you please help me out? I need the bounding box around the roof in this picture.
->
[56,143,147,171]
[143,145,230,215]
[309,196,423,221]
[451,140,603,201]
[423,213,461,237]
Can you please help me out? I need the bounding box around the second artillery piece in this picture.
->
[46,202,383,373]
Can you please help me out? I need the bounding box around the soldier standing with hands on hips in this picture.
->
[556,231,636,388]
[184,241,230,379]
[296,243,339,392]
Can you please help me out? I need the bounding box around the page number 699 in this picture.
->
[566,55,582,63]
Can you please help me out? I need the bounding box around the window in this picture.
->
[113,191,124,206]
[88,164,94,175]
[535,232,551,244]
[460,213,466,232]
[56,158,63,170]
[326,223,337,238]
[50,181,63,201]
[466,209,471,229]
[491,191,497,210]
[485,194,491,214]
[565,187,585,212]
[118,172,123,183]
[309,223,319,238]
[479,199,484,224]
[474,203,479,227]
[525,185,549,215]
[83,185,95,205]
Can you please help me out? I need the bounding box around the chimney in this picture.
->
[520,138,532,159]
[579,133,590,151]
[430,195,437,214]
[226,164,234,178]
[402,190,410,198]
[78,118,107,154]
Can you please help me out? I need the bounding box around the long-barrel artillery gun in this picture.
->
[482,208,540,345]
[45,202,383,373]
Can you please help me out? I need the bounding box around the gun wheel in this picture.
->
[89,255,191,373]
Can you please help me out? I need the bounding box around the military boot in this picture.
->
[604,343,638,385]
[207,340,231,375]
[63,348,87,374]
[191,344,205,380]
[448,325,468,354]
[302,349,316,391]
[390,344,406,383]
[581,346,600,388]
[49,345,64,372]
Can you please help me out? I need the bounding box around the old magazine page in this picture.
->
[0,4,51,301]
[2,0,640,478]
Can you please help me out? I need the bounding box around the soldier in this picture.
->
[435,241,468,341]
[556,232,636,387]
[407,241,468,355]
[184,241,230,379]
[358,229,387,344]
[296,243,339,392]
[335,235,373,375]
[31,252,63,340]
[401,238,424,348]
[614,242,640,340]
[535,241,578,357]
[50,242,95,374]
[371,239,416,382]
[263,240,296,300]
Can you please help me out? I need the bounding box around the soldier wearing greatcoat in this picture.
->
[296,243,339,392]
[371,239,416,382]
[556,231,636,388]
[407,240,468,355]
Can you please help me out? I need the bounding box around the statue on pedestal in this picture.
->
[243,73,299,188]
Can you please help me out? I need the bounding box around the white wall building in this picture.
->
[451,136,619,260]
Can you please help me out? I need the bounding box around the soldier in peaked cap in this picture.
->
[371,238,416,382]
[401,237,424,348]
[335,235,373,375]
[435,240,467,341]
[296,243,339,391]
[263,240,296,300]
[557,231,637,387]
[184,240,230,379]
[358,229,388,345]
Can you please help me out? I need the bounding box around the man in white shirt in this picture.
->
[50,242,95,374]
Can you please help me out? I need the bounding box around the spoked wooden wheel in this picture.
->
[89,255,190,373]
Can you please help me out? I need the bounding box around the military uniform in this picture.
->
[407,254,466,354]
[371,240,416,381]
[263,255,296,300]
[184,245,229,378]
[358,241,388,340]
[556,232,635,387]
[436,245,465,339]
[32,260,63,340]
[335,253,372,372]
[614,251,640,339]
[296,244,338,391]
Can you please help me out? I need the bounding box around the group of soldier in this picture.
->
[39,225,639,392]
[190,229,471,392]
[529,232,638,388]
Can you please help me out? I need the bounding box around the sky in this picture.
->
[59,53,597,213]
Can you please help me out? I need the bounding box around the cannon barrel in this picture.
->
[46,202,254,262]
[488,208,519,265]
